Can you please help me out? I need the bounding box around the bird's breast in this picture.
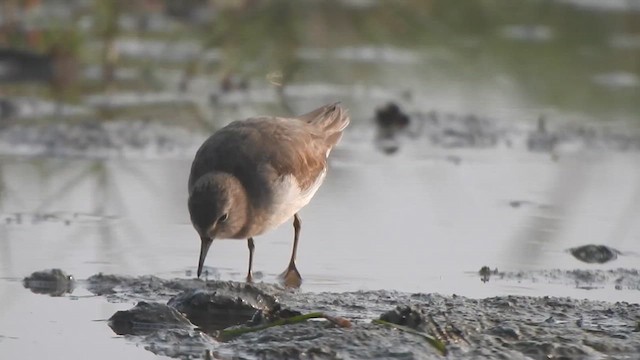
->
[251,169,326,235]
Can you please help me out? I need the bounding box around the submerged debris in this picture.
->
[23,269,74,296]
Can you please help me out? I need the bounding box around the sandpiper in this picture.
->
[188,103,350,287]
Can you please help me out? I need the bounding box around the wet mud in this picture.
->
[24,269,640,359]
[477,268,640,291]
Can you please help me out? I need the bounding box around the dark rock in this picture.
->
[202,280,280,310]
[168,288,269,332]
[379,305,426,331]
[167,281,281,332]
[108,301,193,335]
[568,244,621,264]
[23,269,74,296]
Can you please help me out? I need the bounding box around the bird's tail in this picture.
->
[297,103,350,146]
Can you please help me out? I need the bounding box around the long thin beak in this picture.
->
[197,237,213,278]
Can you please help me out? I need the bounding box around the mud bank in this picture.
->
[2,106,640,158]
[23,270,640,359]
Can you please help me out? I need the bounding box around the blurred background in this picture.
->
[1,3,640,357]
[0,0,638,124]
[1,0,640,295]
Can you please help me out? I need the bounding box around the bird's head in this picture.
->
[188,172,248,277]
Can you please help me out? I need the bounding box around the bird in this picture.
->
[187,103,350,288]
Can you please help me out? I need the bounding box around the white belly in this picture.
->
[258,169,326,233]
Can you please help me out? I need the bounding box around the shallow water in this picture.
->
[1,144,639,298]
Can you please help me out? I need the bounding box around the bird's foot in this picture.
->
[246,272,253,283]
[279,262,302,288]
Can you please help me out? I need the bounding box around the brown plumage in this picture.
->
[188,103,349,287]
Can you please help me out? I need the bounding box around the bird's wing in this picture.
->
[245,117,328,190]
[188,117,328,206]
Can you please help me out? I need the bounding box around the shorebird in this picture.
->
[188,103,350,287]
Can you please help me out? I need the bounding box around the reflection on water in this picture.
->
[1,148,639,301]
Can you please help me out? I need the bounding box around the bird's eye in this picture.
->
[219,213,228,223]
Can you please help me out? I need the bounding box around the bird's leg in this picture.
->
[281,213,302,288]
[246,237,255,283]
